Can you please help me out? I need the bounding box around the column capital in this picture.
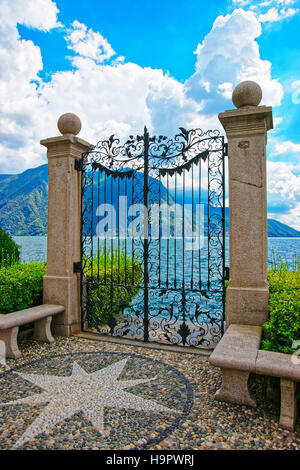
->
[40,135,93,159]
[218,105,273,137]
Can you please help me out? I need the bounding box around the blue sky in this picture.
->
[0,0,299,229]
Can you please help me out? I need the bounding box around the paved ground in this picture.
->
[0,336,299,450]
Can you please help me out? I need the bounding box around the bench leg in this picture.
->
[214,368,256,407]
[0,327,21,359]
[279,378,297,431]
[33,316,54,343]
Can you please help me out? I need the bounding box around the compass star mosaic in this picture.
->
[0,352,193,449]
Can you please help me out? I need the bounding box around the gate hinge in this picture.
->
[75,159,83,171]
[224,266,230,281]
[73,262,82,273]
[223,143,228,156]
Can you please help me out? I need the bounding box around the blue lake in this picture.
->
[13,235,300,269]
[11,235,300,345]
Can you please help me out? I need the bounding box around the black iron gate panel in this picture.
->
[79,127,226,350]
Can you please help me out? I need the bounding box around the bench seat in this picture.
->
[0,304,64,359]
[256,350,300,430]
[209,324,262,407]
[209,324,300,431]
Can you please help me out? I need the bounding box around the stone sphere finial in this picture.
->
[232,81,262,108]
[57,113,81,136]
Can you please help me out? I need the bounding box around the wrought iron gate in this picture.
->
[78,127,226,350]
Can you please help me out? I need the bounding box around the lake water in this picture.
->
[13,235,300,268]
[11,235,300,346]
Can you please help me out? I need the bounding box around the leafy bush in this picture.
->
[261,252,300,354]
[0,263,47,314]
[84,248,143,327]
[0,227,20,267]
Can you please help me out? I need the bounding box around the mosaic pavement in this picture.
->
[0,352,193,450]
[0,337,299,450]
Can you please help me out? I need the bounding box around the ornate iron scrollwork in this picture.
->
[80,126,226,349]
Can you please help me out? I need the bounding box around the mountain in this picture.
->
[267,219,300,237]
[0,165,48,235]
[0,164,299,237]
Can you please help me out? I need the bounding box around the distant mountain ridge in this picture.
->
[0,165,48,235]
[0,164,299,237]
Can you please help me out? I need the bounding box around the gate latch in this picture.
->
[75,159,83,171]
[73,262,82,273]
[224,266,229,281]
[223,143,228,156]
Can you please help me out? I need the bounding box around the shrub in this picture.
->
[261,252,300,354]
[0,263,47,314]
[0,227,20,267]
[84,248,143,327]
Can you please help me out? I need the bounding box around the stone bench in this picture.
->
[209,324,300,431]
[209,324,262,407]
[0,304,64,359]
[256,350,300,431]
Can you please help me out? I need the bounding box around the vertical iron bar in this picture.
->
[166,172,169,288]
[198,158,201,289]
[80,154,85,331]
[104,173,107,283]
[132,173,135,285]
[182,170,185,290]
[117,176,120,284]
[125,177,127,285]
[207,150,211,291]
[174,172,177,289]
[91,169,94,281]
[191,164,194,289]
[158,172,161,288]
[222,137,226,335]
[110,175,114,325]
[143,126,149,342]
[97,170,100,290]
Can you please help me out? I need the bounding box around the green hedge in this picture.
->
[0,227,20,267]
[0,263,47,314]
[84,250,143,327]
[261,255,300,355]
[0,246,141,328]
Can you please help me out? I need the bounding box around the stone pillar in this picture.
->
[40,113,92,336]
[219,81,273,326]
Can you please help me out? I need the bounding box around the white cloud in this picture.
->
[0,0,61,172]
[273,140,300,154]
[232,0,251,5]
[230,0,300,23]
[258,6,299,22]
[66,20,116,63]
[185,9,283,114]
[267,161,300,229]
[218,82,234,100]
[0,0,61,32]
[38,61,193,144]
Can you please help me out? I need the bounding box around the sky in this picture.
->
[0,0,299,229]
